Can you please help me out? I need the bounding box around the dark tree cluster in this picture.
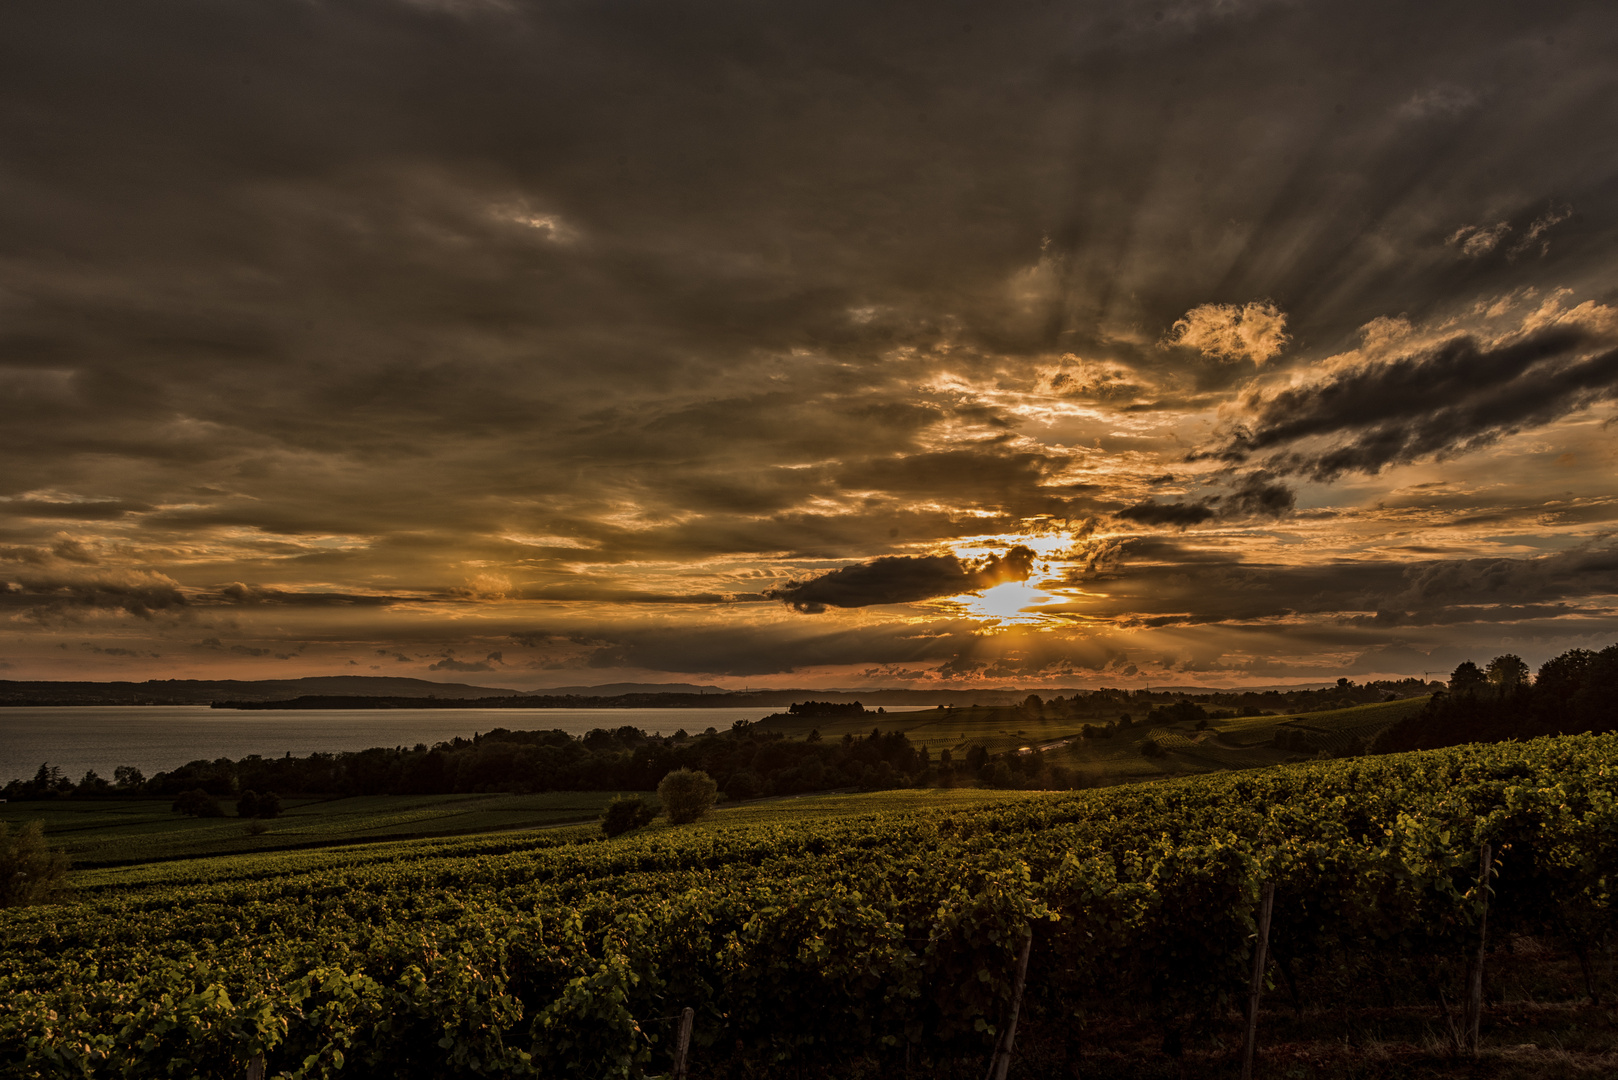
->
[960,678,1429,726]
[785,700,869,717]
[939,743,1085,791]
[4,723,940,802]
[1373,644,1618,753]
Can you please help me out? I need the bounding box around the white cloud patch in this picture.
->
[1447,220,1512,257]
[1162,301,1290,365]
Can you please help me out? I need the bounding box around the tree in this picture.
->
[0,821,70,907]
[77,769,111,796]
[724,770,762,801]
[113,765,146,790]
[600,795,658,837]
[237,790,261,818]
[172,789,224,818]
[1486,653,1529,689]
[1449,660,1487,694]
[657,768,717,824]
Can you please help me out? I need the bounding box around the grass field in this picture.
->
[755,695,1430,782]
[2,698,1429,869]
[0,789,632,867]
[4,785,1042,877]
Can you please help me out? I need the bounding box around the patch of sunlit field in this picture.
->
[1208,695,1429,745]
[755,695,1431,786]
[753,705,1094,752]
[1,790,629,868]
[707,786,1047,826]
[70,787,1052,891]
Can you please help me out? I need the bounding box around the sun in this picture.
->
[956,579,1057,624]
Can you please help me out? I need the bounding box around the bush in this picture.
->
[657,768,717,824]
[724,770,762,801]
[245,819,271,836]
[0,821,70,907]
[1139,738,1166,758]
[236,789,282,819]
[172,789,224,817]
[600,795,658,837]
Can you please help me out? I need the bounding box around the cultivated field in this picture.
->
[4,732,1614,1078]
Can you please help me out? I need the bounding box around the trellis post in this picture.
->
[1464,843,1491,1055]
[1240,880,1276,1080]
[986,929,1033,1080]
[672,1006,694,1080]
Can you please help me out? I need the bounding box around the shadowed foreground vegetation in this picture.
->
[3,735,1615,1078]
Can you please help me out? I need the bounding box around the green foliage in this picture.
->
[600,796,658,838]
[237,790,282,819]
[4,735,1618,1076]
[0,821,70,907]
[1487,653,1529,688]
[171,789,224,818]
[1450,659,1487,693]
[656,768,716,824]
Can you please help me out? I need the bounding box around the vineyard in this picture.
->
[3,734,1616,1077]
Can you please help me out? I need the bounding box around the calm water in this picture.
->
[0,706,925,784]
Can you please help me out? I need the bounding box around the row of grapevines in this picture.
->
[1,734,1613,1077]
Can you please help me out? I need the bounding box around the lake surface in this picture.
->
[0,705,929,785]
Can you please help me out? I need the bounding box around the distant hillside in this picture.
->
[525,682,731,696]
[0,676,526,706]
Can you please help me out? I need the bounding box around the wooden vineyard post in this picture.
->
[1464,843,1491,1056]
[672,1006,694,1080]
[246,1053,265,1080]
[1240,880,1276,1080]
[986,930,1033,1080]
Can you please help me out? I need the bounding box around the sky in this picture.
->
[2,0,1617,691]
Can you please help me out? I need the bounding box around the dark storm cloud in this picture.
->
[213,583,408,607]
[766,546,1038,613]
[0,498,153,520]
[1113,471,1293,528]
[1062,536,1618,629]
[582,619,985,677]
[1223,471,1296,517]
[512,586,748,605]
[1115,500,1218,528]
[0,573,187,619]
[429,657,495,673]
[1206,329,1618,479]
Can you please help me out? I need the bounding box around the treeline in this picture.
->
[1049,677,1431,718]
[1374,644,1618,753]
[2,722,1079,803]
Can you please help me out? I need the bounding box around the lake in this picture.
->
[0,705,929,785]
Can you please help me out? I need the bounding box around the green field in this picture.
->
[2,785,1044,875]
[757,695,1430,780]
[0,790,633,867]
